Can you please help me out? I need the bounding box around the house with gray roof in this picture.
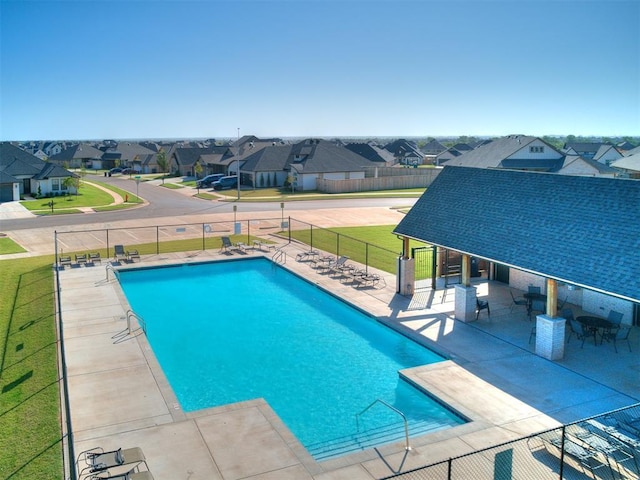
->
[0,142,77,201]
[611,152,640,179]
[383,139,423,166]
[442,135,566,171]
[48,143,104,169]
[238,138,381,191]
[593,144,623,166]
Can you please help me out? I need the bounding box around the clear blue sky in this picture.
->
[1,0,638,141]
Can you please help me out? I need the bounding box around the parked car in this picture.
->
[212,176,238,191]
[196,173,225,188]
[121,168,136,175]
[108,167,123,175]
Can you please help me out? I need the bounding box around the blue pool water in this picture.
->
[118,259,463,457]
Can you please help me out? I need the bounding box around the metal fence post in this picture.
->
[156,226,159,254]
[559,425,566,480]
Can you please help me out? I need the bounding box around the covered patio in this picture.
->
[394,166,640,361]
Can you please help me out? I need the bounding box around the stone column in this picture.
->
[398,257,415,295]
[535,314,566,360]
[455,284,477,323]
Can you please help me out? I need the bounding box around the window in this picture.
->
[530,146,544,153]
[52,179,60,191]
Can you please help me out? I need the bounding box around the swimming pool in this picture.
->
[118,258,464,458]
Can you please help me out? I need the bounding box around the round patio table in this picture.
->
[576,315,615,345]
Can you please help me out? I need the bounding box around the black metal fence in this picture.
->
[287,218,401,274]
[382,404,640,480]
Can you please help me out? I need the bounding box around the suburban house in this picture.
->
[421,139,447,164]
[592,144,624,165]
[441,136,564,171]
[48,143,104,169]
[611,152,640,179]
[383,139,424,166]
[98,142,157,172]
[238,138,382,191]
[171,146,233,177]
[434,143,473,166]
[343,142,396,166]
[0,142,77,201]
[393,166,640,360]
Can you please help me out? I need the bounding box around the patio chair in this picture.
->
[127,249,140,262]
[528,299,546,321]
[113,245,127,261]
[328,256,350,276]
[58,255,72,268]
[602,325,632,353]
[77,447,148,477]
[607,310,624,326]
[509,289,528,312]
[219,236,233,253]
[528,286,541,295]
[75,253,88,265]
[569,318,596,348]
[476,297,490,320]
[88,252,101,264]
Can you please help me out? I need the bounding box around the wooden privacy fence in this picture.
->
[318,168,441,193]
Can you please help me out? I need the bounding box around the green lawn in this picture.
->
[0,236,27,255]
[20,181,140,214]
[0,256,62,479]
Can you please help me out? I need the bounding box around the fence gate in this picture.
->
[412,246,436,291]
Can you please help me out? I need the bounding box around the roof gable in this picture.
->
[394,166,640,302]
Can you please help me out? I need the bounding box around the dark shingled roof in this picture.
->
[394,166,640,303]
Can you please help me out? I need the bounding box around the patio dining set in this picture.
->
[511,286,632,353]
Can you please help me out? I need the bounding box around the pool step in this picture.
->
[307,419,446,461]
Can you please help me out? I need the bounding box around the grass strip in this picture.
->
[0,256,62,479]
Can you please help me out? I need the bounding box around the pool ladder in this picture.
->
[105,263,119,281]
[272,248,286,265]
[356,399,411,451]
[126,309,147,335]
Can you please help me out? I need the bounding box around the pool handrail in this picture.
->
[272,248,286,264]
[356,399,411,451]
[126,309,146,335]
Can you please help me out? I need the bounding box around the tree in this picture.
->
[194,161,203,180]
[157,148,168,184]
[63,175,81,196]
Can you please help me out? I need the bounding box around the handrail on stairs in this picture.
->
[356,399,411,451]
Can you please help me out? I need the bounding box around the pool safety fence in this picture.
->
[287,218,402,275]
[53,217,402,275]
[381,403,640,480]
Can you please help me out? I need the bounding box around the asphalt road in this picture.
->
[1,176,417,231]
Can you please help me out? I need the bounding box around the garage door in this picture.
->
[0,184,14,202]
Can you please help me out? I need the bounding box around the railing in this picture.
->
[272,248,286,264]
[356,399,411,451]
[105,263,118,282]
[126,309,146,334]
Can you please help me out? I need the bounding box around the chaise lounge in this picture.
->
[113,245,127,262]
[77,446,148,477]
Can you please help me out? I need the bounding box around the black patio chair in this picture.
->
[509,289,528,312]
[476,297,490,320]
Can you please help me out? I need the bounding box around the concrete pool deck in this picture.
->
[58,244,639,480]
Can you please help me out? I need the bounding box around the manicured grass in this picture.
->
[20,181,140,213]
[212,187,425,202]
[0,255,62,479]
[20,183,113,211]
[161,183,184,189]
[0,236,27,255]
